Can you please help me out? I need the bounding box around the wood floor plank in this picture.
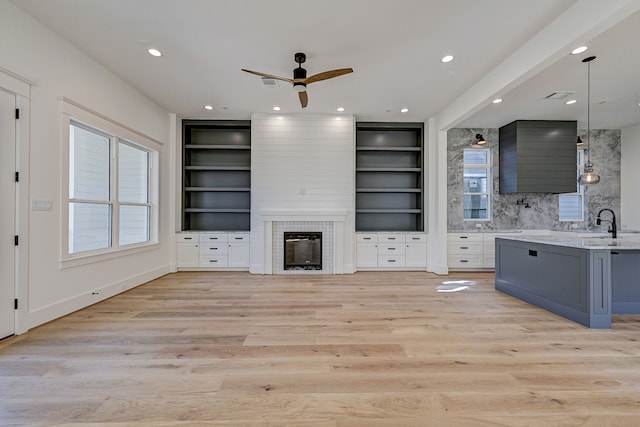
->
[2,271,640,425]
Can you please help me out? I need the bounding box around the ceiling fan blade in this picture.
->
[304,68,353,84]
[241,69,293,84]
[299,91,308,108]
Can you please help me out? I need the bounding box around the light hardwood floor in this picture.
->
[2,271,640,426]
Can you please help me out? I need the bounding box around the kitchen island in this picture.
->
[495,234,640,328]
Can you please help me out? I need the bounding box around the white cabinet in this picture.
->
[228,233,250,268]
[177,232,250,270]
[356,232,427,270]
[356,233,378,268]
[177,233,199,268]
[447,233,484,269]
[406,234,428,267]
[447,232,542,270]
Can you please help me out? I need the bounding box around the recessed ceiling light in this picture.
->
[565,99,577,105]
[204,105,213,110]
[492,98,503,104]
[337,107,345,112]
[147,48,162,57]
[571,46,588,55]
[400,108,409,113]
[273,106,281,111]
[441,55,454,63]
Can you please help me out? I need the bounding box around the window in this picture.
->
[559,149,585,221]
[68,122,153,255]
[463,149,491,220]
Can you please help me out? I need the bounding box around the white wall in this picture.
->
[250,114,355,274]
[621,123,640,230]
[0,1,175,331]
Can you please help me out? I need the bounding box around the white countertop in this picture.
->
[496,233,640,250]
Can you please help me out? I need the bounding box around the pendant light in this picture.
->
[578,56,600,185]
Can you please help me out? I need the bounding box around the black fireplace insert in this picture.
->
[284,232,322,270]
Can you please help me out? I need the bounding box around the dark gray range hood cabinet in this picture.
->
[499,120,577,194]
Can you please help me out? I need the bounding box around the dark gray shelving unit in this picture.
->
[182,120,251,231]
[355,122,424,231]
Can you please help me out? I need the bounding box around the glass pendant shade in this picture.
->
[578,160,600,185]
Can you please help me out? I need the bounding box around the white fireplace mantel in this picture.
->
[256,208,348,274]
[258,208,348,222]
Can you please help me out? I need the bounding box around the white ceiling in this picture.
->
[10,0,640,129]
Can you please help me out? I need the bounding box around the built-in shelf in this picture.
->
[356,122,424,232]
[185,144,250,150]
[184,208,251,213]
[182,120,251,231]
[185,187,251,192]
[356,209,422,214]
[356,167,421,172]
[356,188,421,193]
[356,146,421,152]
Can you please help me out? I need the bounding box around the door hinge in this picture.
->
[14,235,18,246]
[15,108,19,120]
[14,299,18,310]
[15,172,19,182]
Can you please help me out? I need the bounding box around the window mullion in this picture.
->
[111,137,119,249]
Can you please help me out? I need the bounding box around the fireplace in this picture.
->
[284,232,322,270]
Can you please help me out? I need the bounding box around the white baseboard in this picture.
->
[26,264,172,331]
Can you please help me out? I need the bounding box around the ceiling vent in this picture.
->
[544,91,574,100]
[261,77,279,88]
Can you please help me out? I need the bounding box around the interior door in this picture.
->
[0,89,16,340]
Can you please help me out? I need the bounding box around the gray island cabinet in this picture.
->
[495,235,640,328]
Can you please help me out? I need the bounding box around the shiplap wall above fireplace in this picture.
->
[249,114,356,274]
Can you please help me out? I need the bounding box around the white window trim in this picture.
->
[60,99,161,269]
[463,148,492,221]
[559,149,585,222]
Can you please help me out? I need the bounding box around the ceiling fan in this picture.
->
[242,52,353,108]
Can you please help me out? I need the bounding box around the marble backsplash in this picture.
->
[447,128,621,232]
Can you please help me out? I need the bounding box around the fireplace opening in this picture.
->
[284,232,322,270]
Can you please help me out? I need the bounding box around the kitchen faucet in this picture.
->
[596,208,617,238]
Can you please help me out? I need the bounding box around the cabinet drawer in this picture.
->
[356,233,378,243]
[448,254,483,268]
[378,233,405,243]
[378,255,406,267]
[448,233,483,243]
[228,233,250,243]
[199,233,228,243]
[448,241,483,254]
[199,244,227,255]
[199,256,228,268]
[176,233,199,242]
[378,244,406,255]
[406,234,427,243]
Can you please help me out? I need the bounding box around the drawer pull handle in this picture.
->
[412,237,420,240]
[460,246,468,249]
[183,237,192,240]
[209,260,218,263]
[388,259,396,263]
[460,236,468,239]
[388,238,396,240]
[529,250,537,257]
[388,248,396,251]
[363,237,372,240]
[460,260,469,263]
[210,247,218,250]
[234,237,243,240]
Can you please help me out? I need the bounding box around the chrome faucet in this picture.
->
[596,208,617,238]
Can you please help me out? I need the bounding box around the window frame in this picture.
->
[559,149,586,222]
[463,148,492,221]
[61,99,160,268]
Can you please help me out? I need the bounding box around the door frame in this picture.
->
[1,66,31,336]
